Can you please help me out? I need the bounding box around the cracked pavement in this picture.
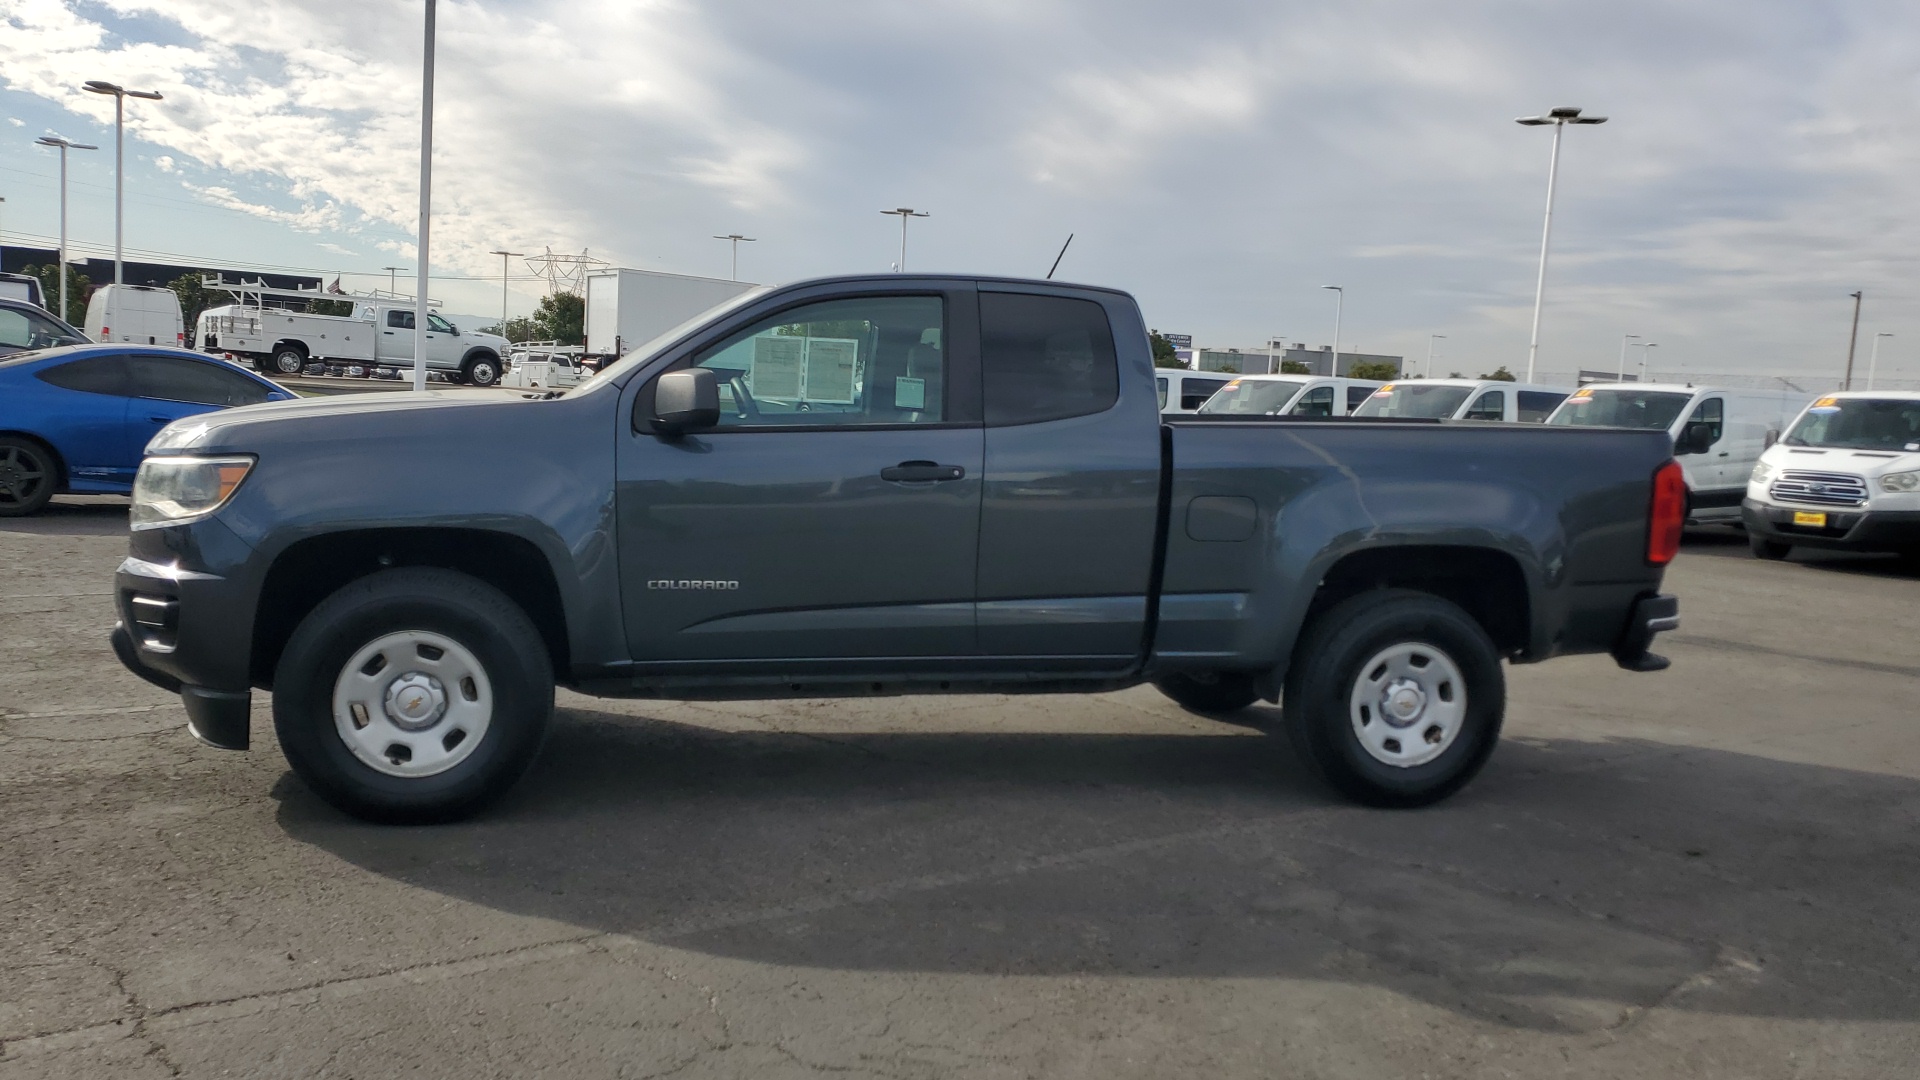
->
[4,497,1920,1077]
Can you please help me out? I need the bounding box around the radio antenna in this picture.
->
[1045,233,1074,279]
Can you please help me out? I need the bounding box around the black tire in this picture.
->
[463,354,500,387]
[1152,671,1260,715]
[1283,589,1504,808]
[272,567,553,824]
[270,346,306,376]
[1749,535,1791,560]
[0,436,59,517]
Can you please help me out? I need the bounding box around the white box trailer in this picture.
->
[583,269,759,360]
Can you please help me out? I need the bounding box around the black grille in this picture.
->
[1769,470,1868,507]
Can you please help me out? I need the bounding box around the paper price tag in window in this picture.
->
[894,377,925,410]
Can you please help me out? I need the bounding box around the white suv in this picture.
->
[1742,391,1920,559]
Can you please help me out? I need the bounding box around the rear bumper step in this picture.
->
[1611,593,1679,673]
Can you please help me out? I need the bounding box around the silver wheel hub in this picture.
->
[1348,641,1467,768]
[332,630,493,778]
[383,672,448,731]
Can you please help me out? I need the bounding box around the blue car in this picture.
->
[0,343,294,516]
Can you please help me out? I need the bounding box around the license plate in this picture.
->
[1792,511,1827,527]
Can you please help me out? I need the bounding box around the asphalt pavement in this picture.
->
[4,501,1918,1078]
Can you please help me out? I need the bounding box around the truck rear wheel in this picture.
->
[271,568,553,823]
[270,346,306,376]
[1152,672,1260,715]
[1283,589,1503,807]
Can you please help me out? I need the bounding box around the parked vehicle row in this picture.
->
[1195,374,1385,417]
[1353,379,1568,423]
[1743,391,1920,559]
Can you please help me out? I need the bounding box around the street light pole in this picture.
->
[880,208,928,271]
[81,81,163,286]
[1618,333,1640,380]
[1842,290,1863,390]
[1867,332,1893,391]
[1639,342,1658,382]
[382,266,408,297]
[411,0,437,392]
[1427,334,1445,378]
[489,249,523,340]
[1321,286,1343,375]
[711,234,756,281]
[35,135,99,322]
[1516,106,1607,383]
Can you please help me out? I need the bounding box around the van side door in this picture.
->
[975,286,1161,662]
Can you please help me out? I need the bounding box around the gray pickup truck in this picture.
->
[111,274,1683,823]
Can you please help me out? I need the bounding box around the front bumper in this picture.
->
[1742,500,1920,553]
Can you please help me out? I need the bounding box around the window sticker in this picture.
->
[894,377,925,410]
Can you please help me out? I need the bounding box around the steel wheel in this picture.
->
[466,357,499,386]
[331,630,494,778]
[272,348,305,376]
[1347,641,1466,768]
[0,439,56,516]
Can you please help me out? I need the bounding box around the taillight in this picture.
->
[1647,460,1686,566]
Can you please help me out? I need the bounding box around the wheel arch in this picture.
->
[251,526,571,690]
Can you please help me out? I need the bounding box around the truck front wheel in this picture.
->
[270,346,306,376]
[271,567,553,823]
[1283,590,1504,807]
[1151,672,1260,715]
[462,354,500,387]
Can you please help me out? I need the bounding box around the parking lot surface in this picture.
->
[4,501,1919,1079]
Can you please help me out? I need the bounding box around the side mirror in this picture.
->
[1677,422,1714,454]
[652,368,720,436]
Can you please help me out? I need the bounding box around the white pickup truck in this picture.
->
[196,280,510,386]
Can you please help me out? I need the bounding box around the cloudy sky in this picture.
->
[3,0,1917,384]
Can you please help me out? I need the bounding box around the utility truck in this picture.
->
[195,277,510,385]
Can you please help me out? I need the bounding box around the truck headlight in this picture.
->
[1750,461,1773,484]
[131,456,255,530]
[1882,471,1920,493]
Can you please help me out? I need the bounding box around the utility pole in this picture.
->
[82,81,163,285]
[711,234,755,281]
[880,208,929,271]
[489,249,523,339]
[1867,332,1892,391]
[1427,334,1445,378]
[1618,333,1640,380]
[34,137,99,322]
[1321,286,1344,375]
[382,266,408,297]
[411,0,437,392]
[1516,106,1607,382]
[1842,290,1863,390]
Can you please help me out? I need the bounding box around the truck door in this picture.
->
[975,287,1161,661]
[615,287,984,663]
[377,308,414,364]
[425,312,461,366]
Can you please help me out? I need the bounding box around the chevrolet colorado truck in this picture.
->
[111,274,1683,823]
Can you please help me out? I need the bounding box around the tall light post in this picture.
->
[1638,342,1658,382]
[1842,290,1864,390]
[880,208,928,271]
[382,266,409,297]
[1867,332,1893,391]
[489,249,523,341]
[1617,333,1640,380]
[1426,334,1445,378]
[712,234,756,281]
[1321,285,1343,375]
[410,0,437,392]
[81,80,163,286]
[1516,106,1607,383]
[34,135,98,322]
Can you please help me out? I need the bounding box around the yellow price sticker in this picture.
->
[1814,396,1838,407]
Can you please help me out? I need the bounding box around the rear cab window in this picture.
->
[980,292,1118,425]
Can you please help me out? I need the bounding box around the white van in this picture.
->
[1741,392,1920,559]
[1545,383,1810,523]
[86,284,185,347]
[1352,379,1569,423]
[1194,374,1385,418]
[1156,370,1236,414]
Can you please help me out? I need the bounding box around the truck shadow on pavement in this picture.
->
[275,706,1920,1035]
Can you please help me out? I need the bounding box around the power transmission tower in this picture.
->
[525,247,607,295]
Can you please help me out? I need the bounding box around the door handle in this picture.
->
[148,415,170,423]
[1718,451,1730,457]
[880,460,965,483]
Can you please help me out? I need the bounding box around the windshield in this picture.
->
[1547,388,1692,430]
[1353,383,1473,418]
[569,286,773,396]
[1197,378,1308,415]
[1785,397,1920,451]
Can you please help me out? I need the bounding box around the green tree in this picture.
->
[1347,360,1399,381]
[1149,330,1182,368]
[167,272,226,332]
[23,264,90,326]
[1280,359,1312,374]
[1479,365,1516,382]
[533,292,585,346]
[308,298,355,317]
